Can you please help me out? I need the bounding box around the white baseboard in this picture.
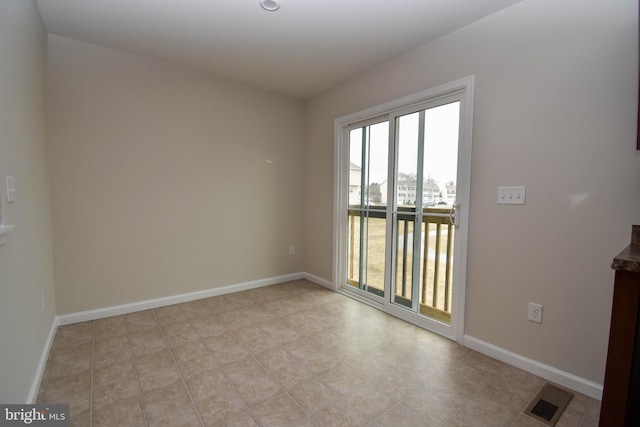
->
[299,275,602,401]
[298,275,604,401]
[35,275,603,407]
[464,335,603,400]
[57,272,306,325]
[302,272,333,290]
[32,273,311,403]
[27,317,59,403]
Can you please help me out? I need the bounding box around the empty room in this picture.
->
[1,0,639,426]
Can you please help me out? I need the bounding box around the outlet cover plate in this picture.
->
[528,302,543,323]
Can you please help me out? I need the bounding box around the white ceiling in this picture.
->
[36,0,523,99]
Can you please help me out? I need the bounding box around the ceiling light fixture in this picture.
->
[260,0,281,12]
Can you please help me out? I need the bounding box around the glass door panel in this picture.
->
[419,102,459,323]
[391,102,460,324]
[392,111,422,310]
[347,121,388,297]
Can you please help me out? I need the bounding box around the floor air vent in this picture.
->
[524,383,574,426]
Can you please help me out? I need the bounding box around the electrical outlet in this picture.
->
[528,302,543,323]
[289,245,295,256]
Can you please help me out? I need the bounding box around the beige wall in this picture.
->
[10,0,636,395]
[0,0,56,403]
[47,36,305,314]
[304,0,640,384]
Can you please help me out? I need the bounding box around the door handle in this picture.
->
[449,203,461,228]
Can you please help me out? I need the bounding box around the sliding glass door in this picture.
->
[335,77,474,340]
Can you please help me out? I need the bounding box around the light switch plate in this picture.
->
[497,186,526,205]
[6,176,15,203]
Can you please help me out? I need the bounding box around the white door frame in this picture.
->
[332,75,474,343]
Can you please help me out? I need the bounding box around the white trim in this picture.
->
[27,316,59,403]
[338,285,456,341]
[302,272,333,290]
[452,77,474,343]
[335,76,473,126]
[28,273,603,406]
[57,272,305,325]
[337,288,385,311]
[332,120,347,293]
[256,273,603,401]
[464,335,603,400]
[333,76,474,342]
[31,273,308,401]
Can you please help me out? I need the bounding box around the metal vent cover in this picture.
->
[524,383,574,426]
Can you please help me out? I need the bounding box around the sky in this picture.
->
[350,101,460,186]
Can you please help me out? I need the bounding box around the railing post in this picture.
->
[349,213,355,281]
[421,218,429,304]
[402,218,409,297]
[444,223,454,312]
[432,223,441,307]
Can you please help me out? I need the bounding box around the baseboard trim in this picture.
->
[57,272,306,325]
[31,273,310,403]
[37,275,603,407]
[27,316,59,403]
[302,272,333,290]
[464,335,603,400]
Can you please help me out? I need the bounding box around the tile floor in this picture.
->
[37,279,601,427]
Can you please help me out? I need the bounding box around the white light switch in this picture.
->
[6,176,15,203]
[497,186,526,205]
